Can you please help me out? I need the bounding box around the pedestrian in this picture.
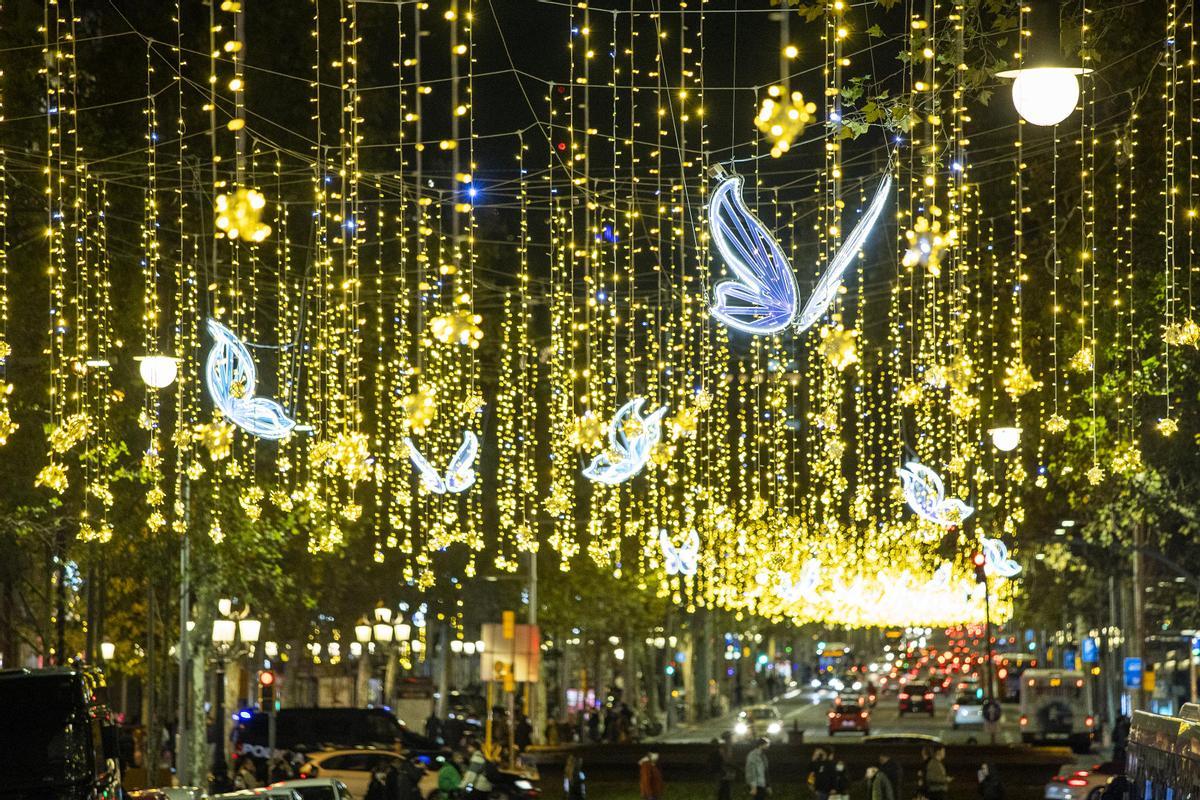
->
[977,764,1004,800]
[234,757,260,789]
[868,765,894,800]
[587,710,601,743]
[268,751,294,782]
[387,757,423,800]
[745,737,771,800]
[515,715,533,752]
[426,712,443,744]
[436,750,464,800]
[713,732,736,800]
[1112,714,1131,763]
[829,760,850,800]
[923,746,949,800]
[1100,773,1131,800]
[365,766,390,800]
[814,748,839,800]
[564,753,587,800]
[880,754,904,800]
[462,739,493,794]
[639,752,665,800]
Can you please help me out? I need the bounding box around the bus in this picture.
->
[1128,703,1200,799]
[1018,669,1096,753]
[995,652,1040,702]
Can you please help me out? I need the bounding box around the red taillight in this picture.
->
[1019,715,1028,726]
[828,712,836,718]
[925,693,934,699]
[899,693,910,699]
[1085,716,1095,728]
[1073,771,1090,778]
[953,704,960,711]
[1067,779,1088,787]
[860,712,868,719]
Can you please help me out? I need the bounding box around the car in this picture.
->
[827,702,870,735]
[951,691,987,728]
[732,705,785,741]
[899,682,935,716]
[269,778,354,800]
[211,791,302,800]
[1044,760,1124,800]
[298,748,406,797]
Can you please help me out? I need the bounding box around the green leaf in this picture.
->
[866,24,884,38]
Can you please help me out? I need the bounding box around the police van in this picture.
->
[1018,669,1096,753]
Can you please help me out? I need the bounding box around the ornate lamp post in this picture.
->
[209,603,259,792]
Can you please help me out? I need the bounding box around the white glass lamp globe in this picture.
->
[1006,67,1085,127]
[137,355,179,389]
[988,426,1022,452]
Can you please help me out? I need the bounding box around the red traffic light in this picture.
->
[972,552,986,567]
[258,670,276,687]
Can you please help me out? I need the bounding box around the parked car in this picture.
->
[732,705,785,742]
[899,682,935,716]
[827,702,871,735]
[269,778,355,800]
[1044,760,1124,800]
[298,748,406,797]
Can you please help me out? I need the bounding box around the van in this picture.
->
[0,666,121,799]
[232,707,432,768]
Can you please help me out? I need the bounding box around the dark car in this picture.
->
[0,666,122,800]
[899,682,935,716]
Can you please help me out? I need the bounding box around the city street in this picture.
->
[656,690,1023,746]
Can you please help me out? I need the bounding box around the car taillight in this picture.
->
[1067,779,1088,787]
[1020,715,1028,726]
[1073,771,1089,778]
[899,693,909,699]
[860,712,868,719]
[1085,716,1095,728]
[828,712,836,718]
[953,704,960,711]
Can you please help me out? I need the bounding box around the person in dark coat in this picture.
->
[977,764,1004,800]
[564,753,587,800]
[813,749,839,800]
[387,757,423,800]
[426,713,444,744]
[712,733,736,800]
[880,754,904,800]
[515,715,533,752]
[365,767,390,800]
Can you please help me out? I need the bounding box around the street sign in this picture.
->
[982,700,1002,723]
[1123,657,1143,688]
[1081,637,1098,664]
[1062,648,1077,670]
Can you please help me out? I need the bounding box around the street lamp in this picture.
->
[996,3,1090,127]
[136,355,180,389]
[988,426,1022,453]
[100,640,116,661]
[209,606,259,792]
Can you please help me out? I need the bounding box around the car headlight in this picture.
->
[767,722,782,735]
[810,679,821,688]
[734,722,749,735]
[514,780,533,791]
[830,679,844,690]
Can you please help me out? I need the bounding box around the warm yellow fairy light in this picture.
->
[214,187,271,242]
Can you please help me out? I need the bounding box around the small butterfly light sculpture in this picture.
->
[582,398,668,484]
[205,318,297,440]
[980,536,1022,579]
[897,460,974,528]
[775,558,822,604]
[403,431,478,494]
[658,528,700,577]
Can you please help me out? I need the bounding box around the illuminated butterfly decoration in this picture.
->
[980,536,1022,579]
[897,460,974,528]
[205,318,297,440]
[775,558,821,603]
[403,431,478,494]
[708,170,891,335]
[582,398,668,484]
[658,528,700,577]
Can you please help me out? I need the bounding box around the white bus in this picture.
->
[1018,669,1096,753]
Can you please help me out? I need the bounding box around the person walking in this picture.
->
[565,753,587,800]
[462,740,493,794]
[515,715,533,752]
[745,737,771,800]
[234,757,260,790]
[869,765,895,800]
[365,767,390,800]
[387,758,423,800]
[830,760,850,800]
[425,712,443,744]
[639,752,665,800]
[814,749,839,800]
[436,751,464,800]
[977,764,1004,800]
[880,754,904,800]
[923,746,949,800]
[713,732,736,800]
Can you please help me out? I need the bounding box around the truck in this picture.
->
[1018,668,1096,752]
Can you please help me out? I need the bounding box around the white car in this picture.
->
[732,705,785,742]
[298,749,405,797]
[950,692,988,728]
[1043,760,1123,800]
[269,779,355,800]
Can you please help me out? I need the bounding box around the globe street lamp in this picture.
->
[136,355,180,389]
[210,604,259,792]
[988,426,1022,453]
[997,2,1091,127]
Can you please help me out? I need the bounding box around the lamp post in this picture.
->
[355,606,405,706]
[996,2,1091,126]
[209,605,259,792]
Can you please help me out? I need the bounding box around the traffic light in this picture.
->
[258,669,276,710]
[972,552,987,584]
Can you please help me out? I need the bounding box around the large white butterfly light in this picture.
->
[658,528,700,577]
[708,169,891,335]
[404,431,478,494]
[205,318,297,440]
[582,398,668,485]
[980,536,1022,579]
[897,460,974,528]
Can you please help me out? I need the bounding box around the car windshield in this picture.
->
[289,787,337,800]
[906,685,929,693]
[748,709,777,720]
[956,694,981,705]
[836,705,863,714]
[0,675,94,789]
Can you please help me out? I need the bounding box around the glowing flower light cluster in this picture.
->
[429,310,484,348]
[755,85,817,158]
[214,187,271,242]
[902,216,957,276]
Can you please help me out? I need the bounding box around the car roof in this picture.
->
[862,733,943,744]
[307,748,404,760]
[271,779,344,787]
